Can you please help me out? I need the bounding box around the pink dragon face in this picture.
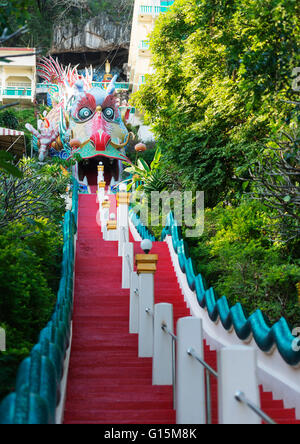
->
[68,81,129,154]
[29,57,131,163]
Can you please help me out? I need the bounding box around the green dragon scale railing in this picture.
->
[129,209,156,242]
[0,179,79,424]
[133,209,300,366]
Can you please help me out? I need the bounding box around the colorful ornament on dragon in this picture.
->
[26,57,133,164]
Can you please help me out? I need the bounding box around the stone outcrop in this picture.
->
[52,14,131,54]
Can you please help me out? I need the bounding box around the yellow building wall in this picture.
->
[0,48,36,103]
[128,0,160,93]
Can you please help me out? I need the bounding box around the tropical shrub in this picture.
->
[248,115,300,241]
[0,111,19,130]
[0,152,23,178]
[123,147,167,195]
[0,157,70,400]
[0,221,60,347]
[0,219,62,400]
[0,157,70,230]
[132,0,300,207]
[186,199,300,325]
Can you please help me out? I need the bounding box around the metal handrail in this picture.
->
[187,347,218,425]
[121,226,127,243]
[161,323,177,342]
[235,391,277,425]
[187,347,218,378]
[161,322,177,409]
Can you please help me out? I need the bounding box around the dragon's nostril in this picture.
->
[90,130,111,151]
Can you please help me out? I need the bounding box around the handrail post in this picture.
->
[103,220,108,241]
[218,346,260,424]
[129,272,139,334]
[100,199,110,234]
[136,253,158,357]
[117,188,130,256]
[98,180,106,206]
[153,303,174,386]
[0,327,6,352]
[122,242,134,289]
[176,317,205,424]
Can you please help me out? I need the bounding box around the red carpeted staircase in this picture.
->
[63,193,300,424]
[63,194,177,424]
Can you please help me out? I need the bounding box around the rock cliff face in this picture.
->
[52,14,131,54]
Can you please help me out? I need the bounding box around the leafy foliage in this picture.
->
[0,157,70,230]
[0,219,62,400]
[123,147,167,195]
[0,0,32,37]
[0,221,60,347]
[186,199,300,325]
[132,0,300,207]
[0,158,70,400]
[0,111,19,130]
[249,116,300,241]
[0,152,23,178]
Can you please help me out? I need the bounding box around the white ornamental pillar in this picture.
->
[117,186,130,256]
[98,180,106,206]
[101,198,110,232]
[176,317,206,425]
[153,303,174,386]
[122,242,134,289]
[129,271,139,334]
[218,346,260,424]
[136,250,158,358]
[0,327,6,352]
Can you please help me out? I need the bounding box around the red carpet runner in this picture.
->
[64,193,300,424]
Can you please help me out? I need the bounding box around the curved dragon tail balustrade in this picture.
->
[160,211,300,367]
[129,208,156,242]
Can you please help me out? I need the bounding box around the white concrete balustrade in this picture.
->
[118,185,130,256]
[122,242,134,289]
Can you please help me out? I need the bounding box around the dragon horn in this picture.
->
[109,132,134,149]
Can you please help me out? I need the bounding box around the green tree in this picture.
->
[0,157,69,400]
[249,118,300,242]
[0,0,33,35]
[132,0,300,207]
[0,152,23,178]
[187,199,300,325]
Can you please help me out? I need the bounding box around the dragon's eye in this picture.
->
[78,107,93,121]
[103,107,115,120]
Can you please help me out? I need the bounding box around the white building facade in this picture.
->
[128,0,174,93]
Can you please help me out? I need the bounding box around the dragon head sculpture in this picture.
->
[26,57,133,164]
[67,78,132,162]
